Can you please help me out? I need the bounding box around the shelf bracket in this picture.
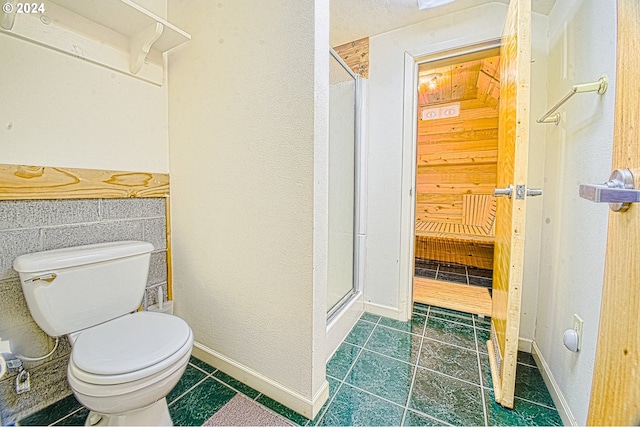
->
[130,22,163,74]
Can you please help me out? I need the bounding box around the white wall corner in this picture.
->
[532,341,578,426]
[192,342,329,420]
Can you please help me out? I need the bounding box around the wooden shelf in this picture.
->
[0,0,191,85]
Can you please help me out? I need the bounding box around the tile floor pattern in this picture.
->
[415,258,493,289]
[20,305,562,426]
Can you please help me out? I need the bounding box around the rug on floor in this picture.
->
[202,394,295,426]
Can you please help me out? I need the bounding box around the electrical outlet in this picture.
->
[573,314,584,351]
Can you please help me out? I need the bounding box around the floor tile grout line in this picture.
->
[371,319,428,338]
[400,305,429,426]
[339,380,408,411]
[412,355,485,389]
[426,314,478,329]
[47,404,85,426]
[510,394,560,411]
[421,334,478,354]
[478,384,560,411]
[404,407,454,427]
[315,314,381,426]
[358,346,417,367]
[167,372,213,407]
[188,361,217,376]
[473,315,489,427]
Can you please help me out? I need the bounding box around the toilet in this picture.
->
[13,241,194,426]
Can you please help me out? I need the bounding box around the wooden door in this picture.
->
[486,0,531,409]
[587,1,640,424]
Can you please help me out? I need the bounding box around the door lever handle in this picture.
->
[579,168,640,212]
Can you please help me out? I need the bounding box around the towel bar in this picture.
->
[537,76,608,125]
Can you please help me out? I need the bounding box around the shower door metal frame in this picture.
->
[327,47,365,322]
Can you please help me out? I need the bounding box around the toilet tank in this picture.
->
[13,241,154,337]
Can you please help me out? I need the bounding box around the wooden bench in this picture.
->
[415,194,496,270]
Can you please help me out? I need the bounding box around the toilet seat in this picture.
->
[69,311,192,385]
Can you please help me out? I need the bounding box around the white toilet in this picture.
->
[13,241,194,426]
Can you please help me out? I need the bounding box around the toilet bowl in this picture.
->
[67,311,194,425]
[13,241,194,426]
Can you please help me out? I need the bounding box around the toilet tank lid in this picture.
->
[13,241,154,273]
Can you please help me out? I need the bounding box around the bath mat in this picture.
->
[202,394,295,426]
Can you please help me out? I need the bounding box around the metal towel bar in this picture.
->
[537,76,608,125]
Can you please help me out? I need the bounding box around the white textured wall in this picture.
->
[366,3,506,311]
[535,0,616,424]
[0,4,169,173]
[365,3,547,341]
[167,0,328,403]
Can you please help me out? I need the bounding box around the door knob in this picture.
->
[494,185,513,198]
[494,185,542,199]
[579,168,640,212]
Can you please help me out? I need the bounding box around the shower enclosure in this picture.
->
[325,47,366,353]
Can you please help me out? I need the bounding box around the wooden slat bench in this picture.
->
[415,194,496,270]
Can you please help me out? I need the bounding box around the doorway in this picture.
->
[411,46,501,317]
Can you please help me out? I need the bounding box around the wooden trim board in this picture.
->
[587,1,640,424]
[0,163,169,199]
[413,277,491,316]
[333,37,369,78]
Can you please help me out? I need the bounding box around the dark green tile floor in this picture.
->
[20,304,562,426]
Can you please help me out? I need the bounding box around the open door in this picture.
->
[486,0,531,409]
[587,1,640,424]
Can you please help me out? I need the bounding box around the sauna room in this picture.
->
[413,47,500,317]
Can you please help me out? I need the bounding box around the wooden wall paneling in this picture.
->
[418,139,498,155]
[416,182,498,195]
[477,72,501,109]
[333,37,369,78]
[0,164,169,199]
[416,163,497,185]
[165,196,173,301]
[418,116,499,136]
[418,147,498,166]
[418,128,499,145]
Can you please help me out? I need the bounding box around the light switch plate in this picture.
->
[573,314,584,351]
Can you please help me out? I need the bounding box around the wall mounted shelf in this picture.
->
[0,0,191,86]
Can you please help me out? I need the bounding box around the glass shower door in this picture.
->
[327,50,358,319]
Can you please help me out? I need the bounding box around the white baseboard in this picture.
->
[192,342,329,420]
[518,337,533,353]
[364,301,400,320]
[531,341,577,426]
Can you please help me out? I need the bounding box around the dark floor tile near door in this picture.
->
[484,389,563,426]
[19,394,82,426]
[168,377,236,426]
[410,367,485,426]
[319,383,405,426]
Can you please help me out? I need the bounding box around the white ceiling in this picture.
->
[330,0,556,46]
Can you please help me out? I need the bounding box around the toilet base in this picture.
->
[84,398,172,426]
